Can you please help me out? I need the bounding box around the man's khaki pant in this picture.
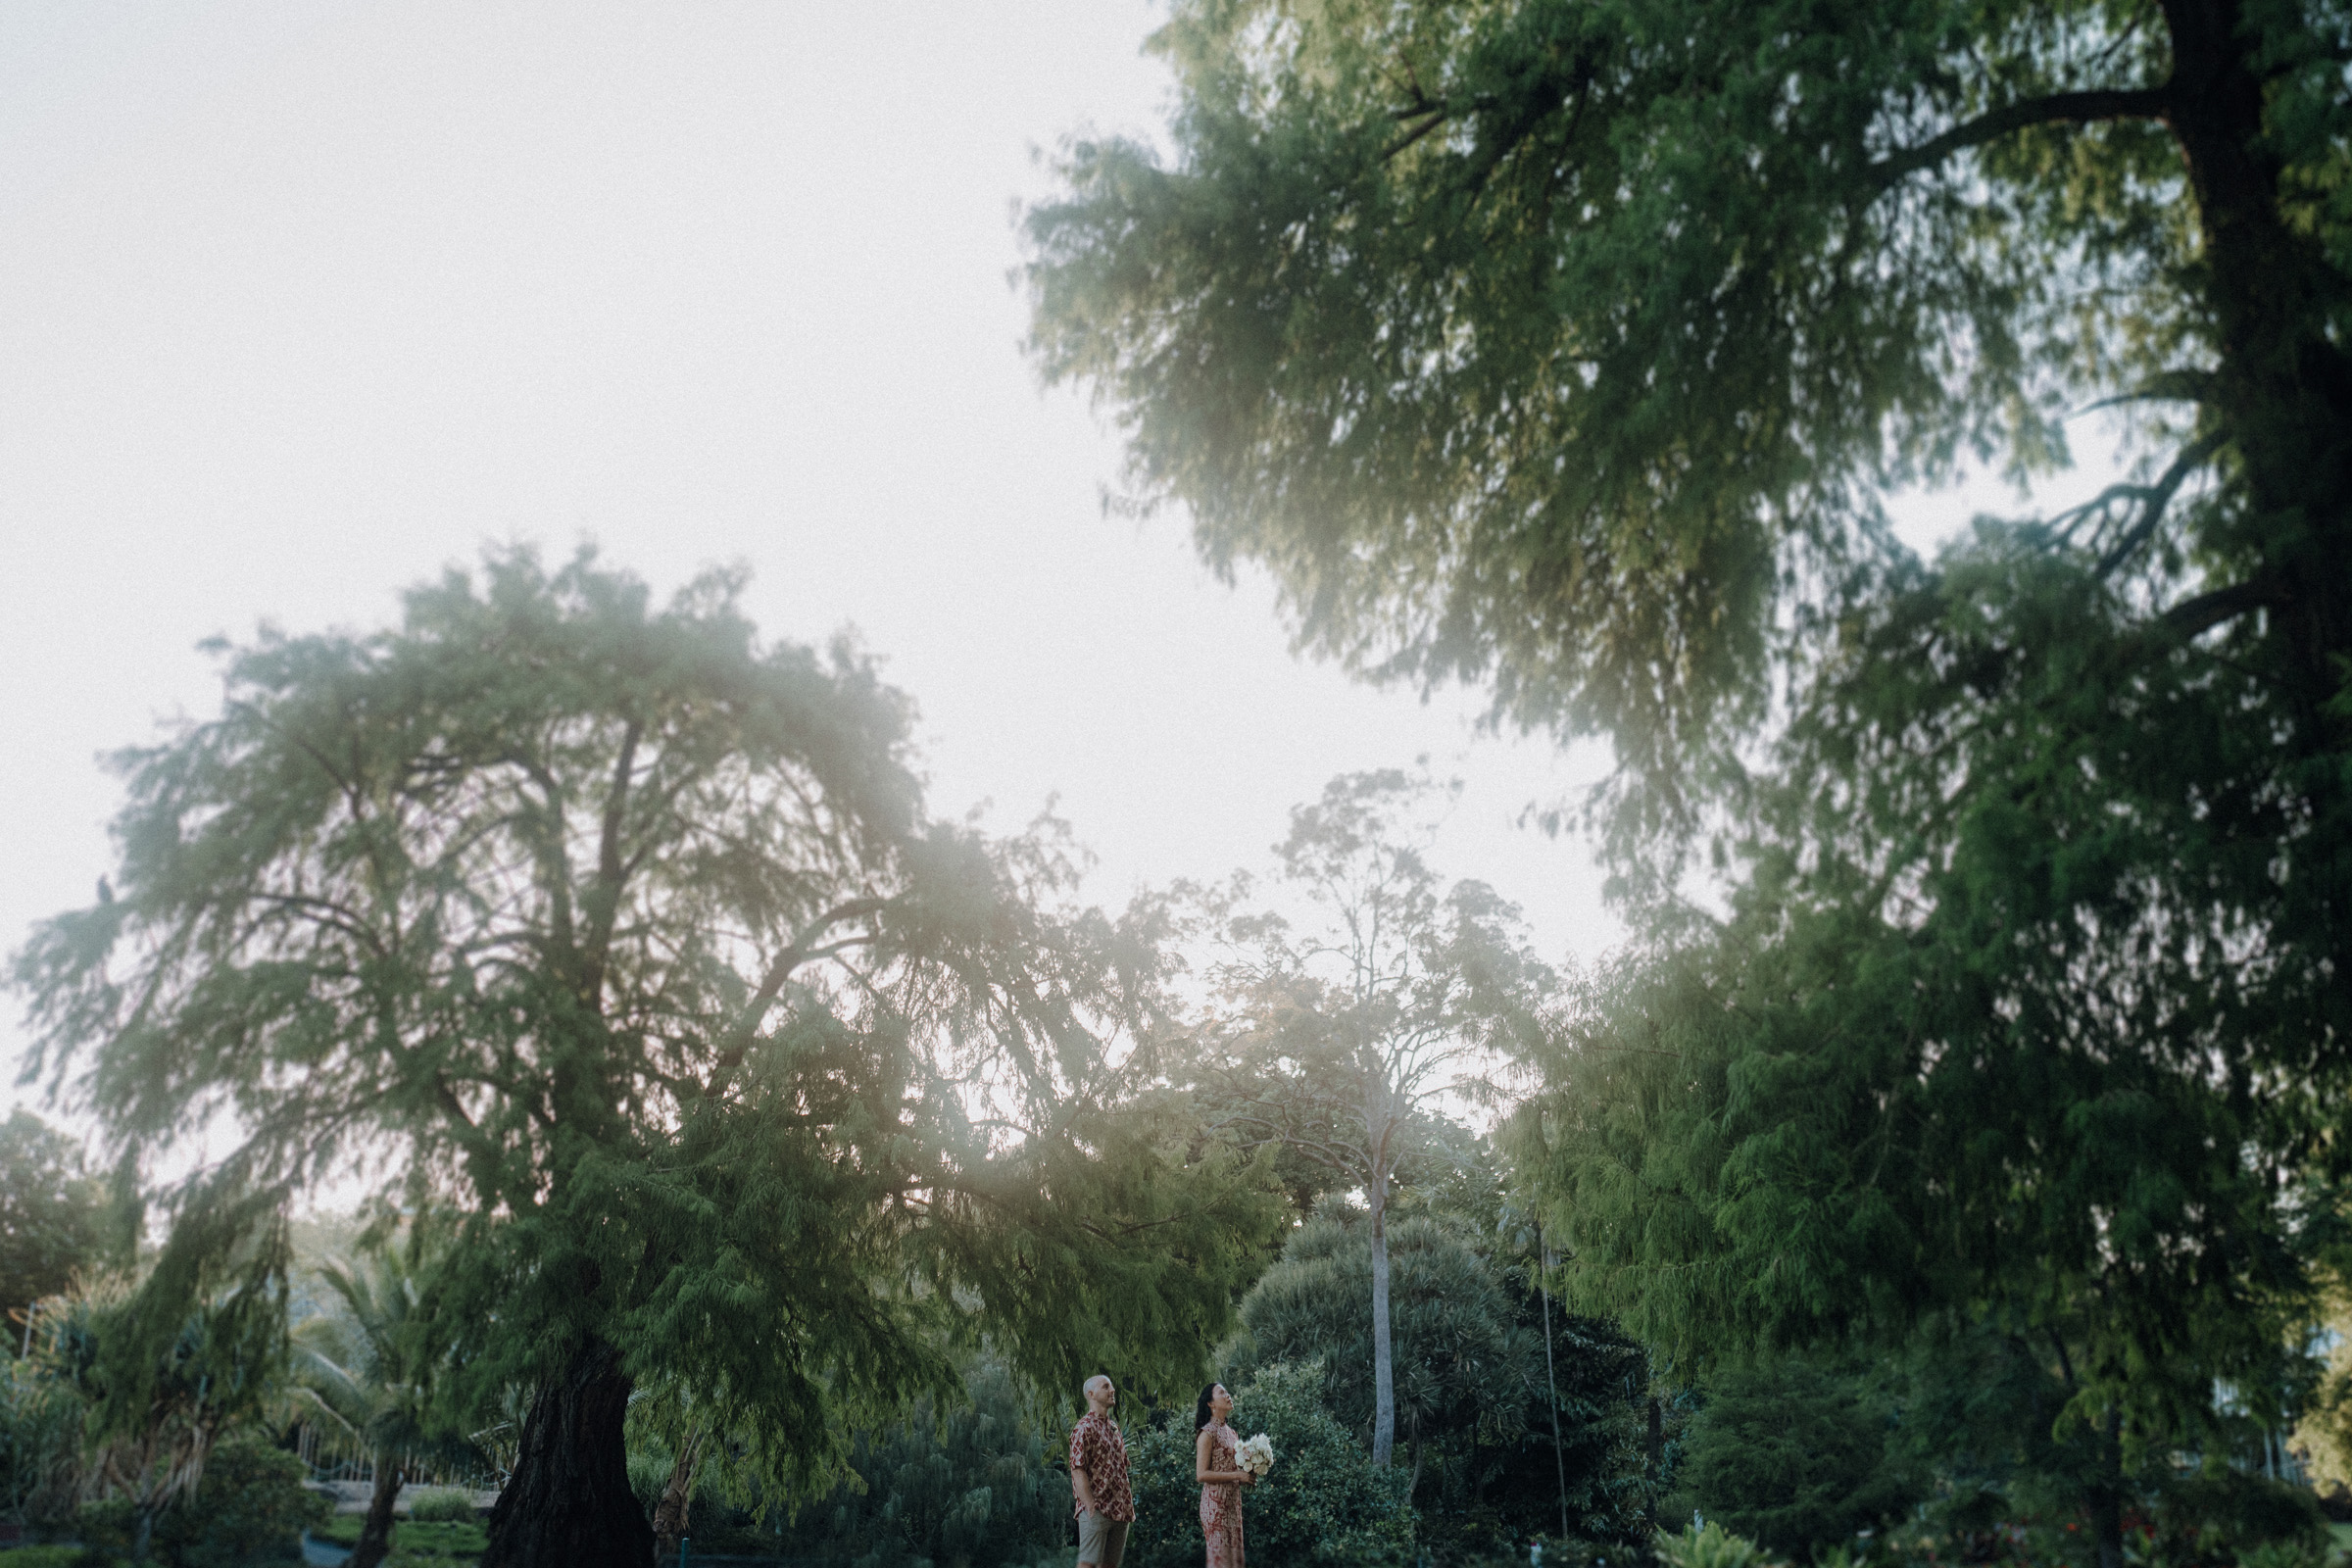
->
[1077,1507,1131,1568]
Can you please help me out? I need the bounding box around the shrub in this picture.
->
[407,1490,478,1525]
[0,1361,84,1529]
[1669,1354,1920,1561]
[153,1435,332,1568]
[2155,1473,2330,1556]
[765,1357,1072,1567]
[1124,1361,1414,1568]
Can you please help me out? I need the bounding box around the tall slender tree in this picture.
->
[1190,770,1550,1467]
[11,548,1280,1568]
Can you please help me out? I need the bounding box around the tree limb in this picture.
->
[2160,576,2283,639]
[700,897,893,1099]
[1869,86,2173,191]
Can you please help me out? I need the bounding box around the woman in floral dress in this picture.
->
[1194,1382,1253,1568]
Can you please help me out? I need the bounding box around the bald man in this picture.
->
[1069,1374,1134,1568]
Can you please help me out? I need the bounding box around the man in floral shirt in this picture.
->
[1070,1374,1134,1568]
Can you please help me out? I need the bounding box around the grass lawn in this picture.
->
[314,1516,488,1562]
[0,1548,82,1568]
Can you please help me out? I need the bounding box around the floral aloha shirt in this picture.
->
[1069,1411,1135,1523]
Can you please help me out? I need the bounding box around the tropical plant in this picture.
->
[292,1246,477,1568]
[0,1356,83,1531]
[45,1267,286,1562]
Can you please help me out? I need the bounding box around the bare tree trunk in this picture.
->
[1368,1122,1396,1470]
[481,1338,653,1568]
[651,1429,705,1567]
[1538,1227,1569,1541]
[350,1458,405,1568]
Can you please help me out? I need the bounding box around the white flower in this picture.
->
[1236,1433,1274,1477]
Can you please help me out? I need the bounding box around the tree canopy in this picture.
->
[1026,0,2351,858]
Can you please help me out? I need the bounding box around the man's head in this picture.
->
[1083,1374,1116,1415]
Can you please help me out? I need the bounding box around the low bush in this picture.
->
[2157,1474,2332,1555]
[407,1491,478,1525]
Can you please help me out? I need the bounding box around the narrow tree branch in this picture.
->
[2094,430,2227,576]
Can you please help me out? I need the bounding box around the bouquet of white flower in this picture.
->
[1236,1433,1274,1478]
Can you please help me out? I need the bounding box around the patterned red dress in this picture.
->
[1199,1422,1245,1568]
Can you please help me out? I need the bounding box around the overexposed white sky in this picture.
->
[0,2,1628,1122]
[0,3,2132,1133]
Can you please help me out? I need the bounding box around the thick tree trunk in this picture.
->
[481,1339,653,1568]
[2162,0,2352,693]
[650,1430,704,1568]
[1368,1147,1396,1470]
[350,1458,405,1568]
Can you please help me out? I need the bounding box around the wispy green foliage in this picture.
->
[1027,0,2352,871]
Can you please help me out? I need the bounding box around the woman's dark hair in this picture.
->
[1195,1384,1222,1432]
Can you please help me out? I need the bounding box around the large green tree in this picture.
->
[11,550,1279,1568]
[0,1111,107,1334]
[1025,6,2352,1563]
